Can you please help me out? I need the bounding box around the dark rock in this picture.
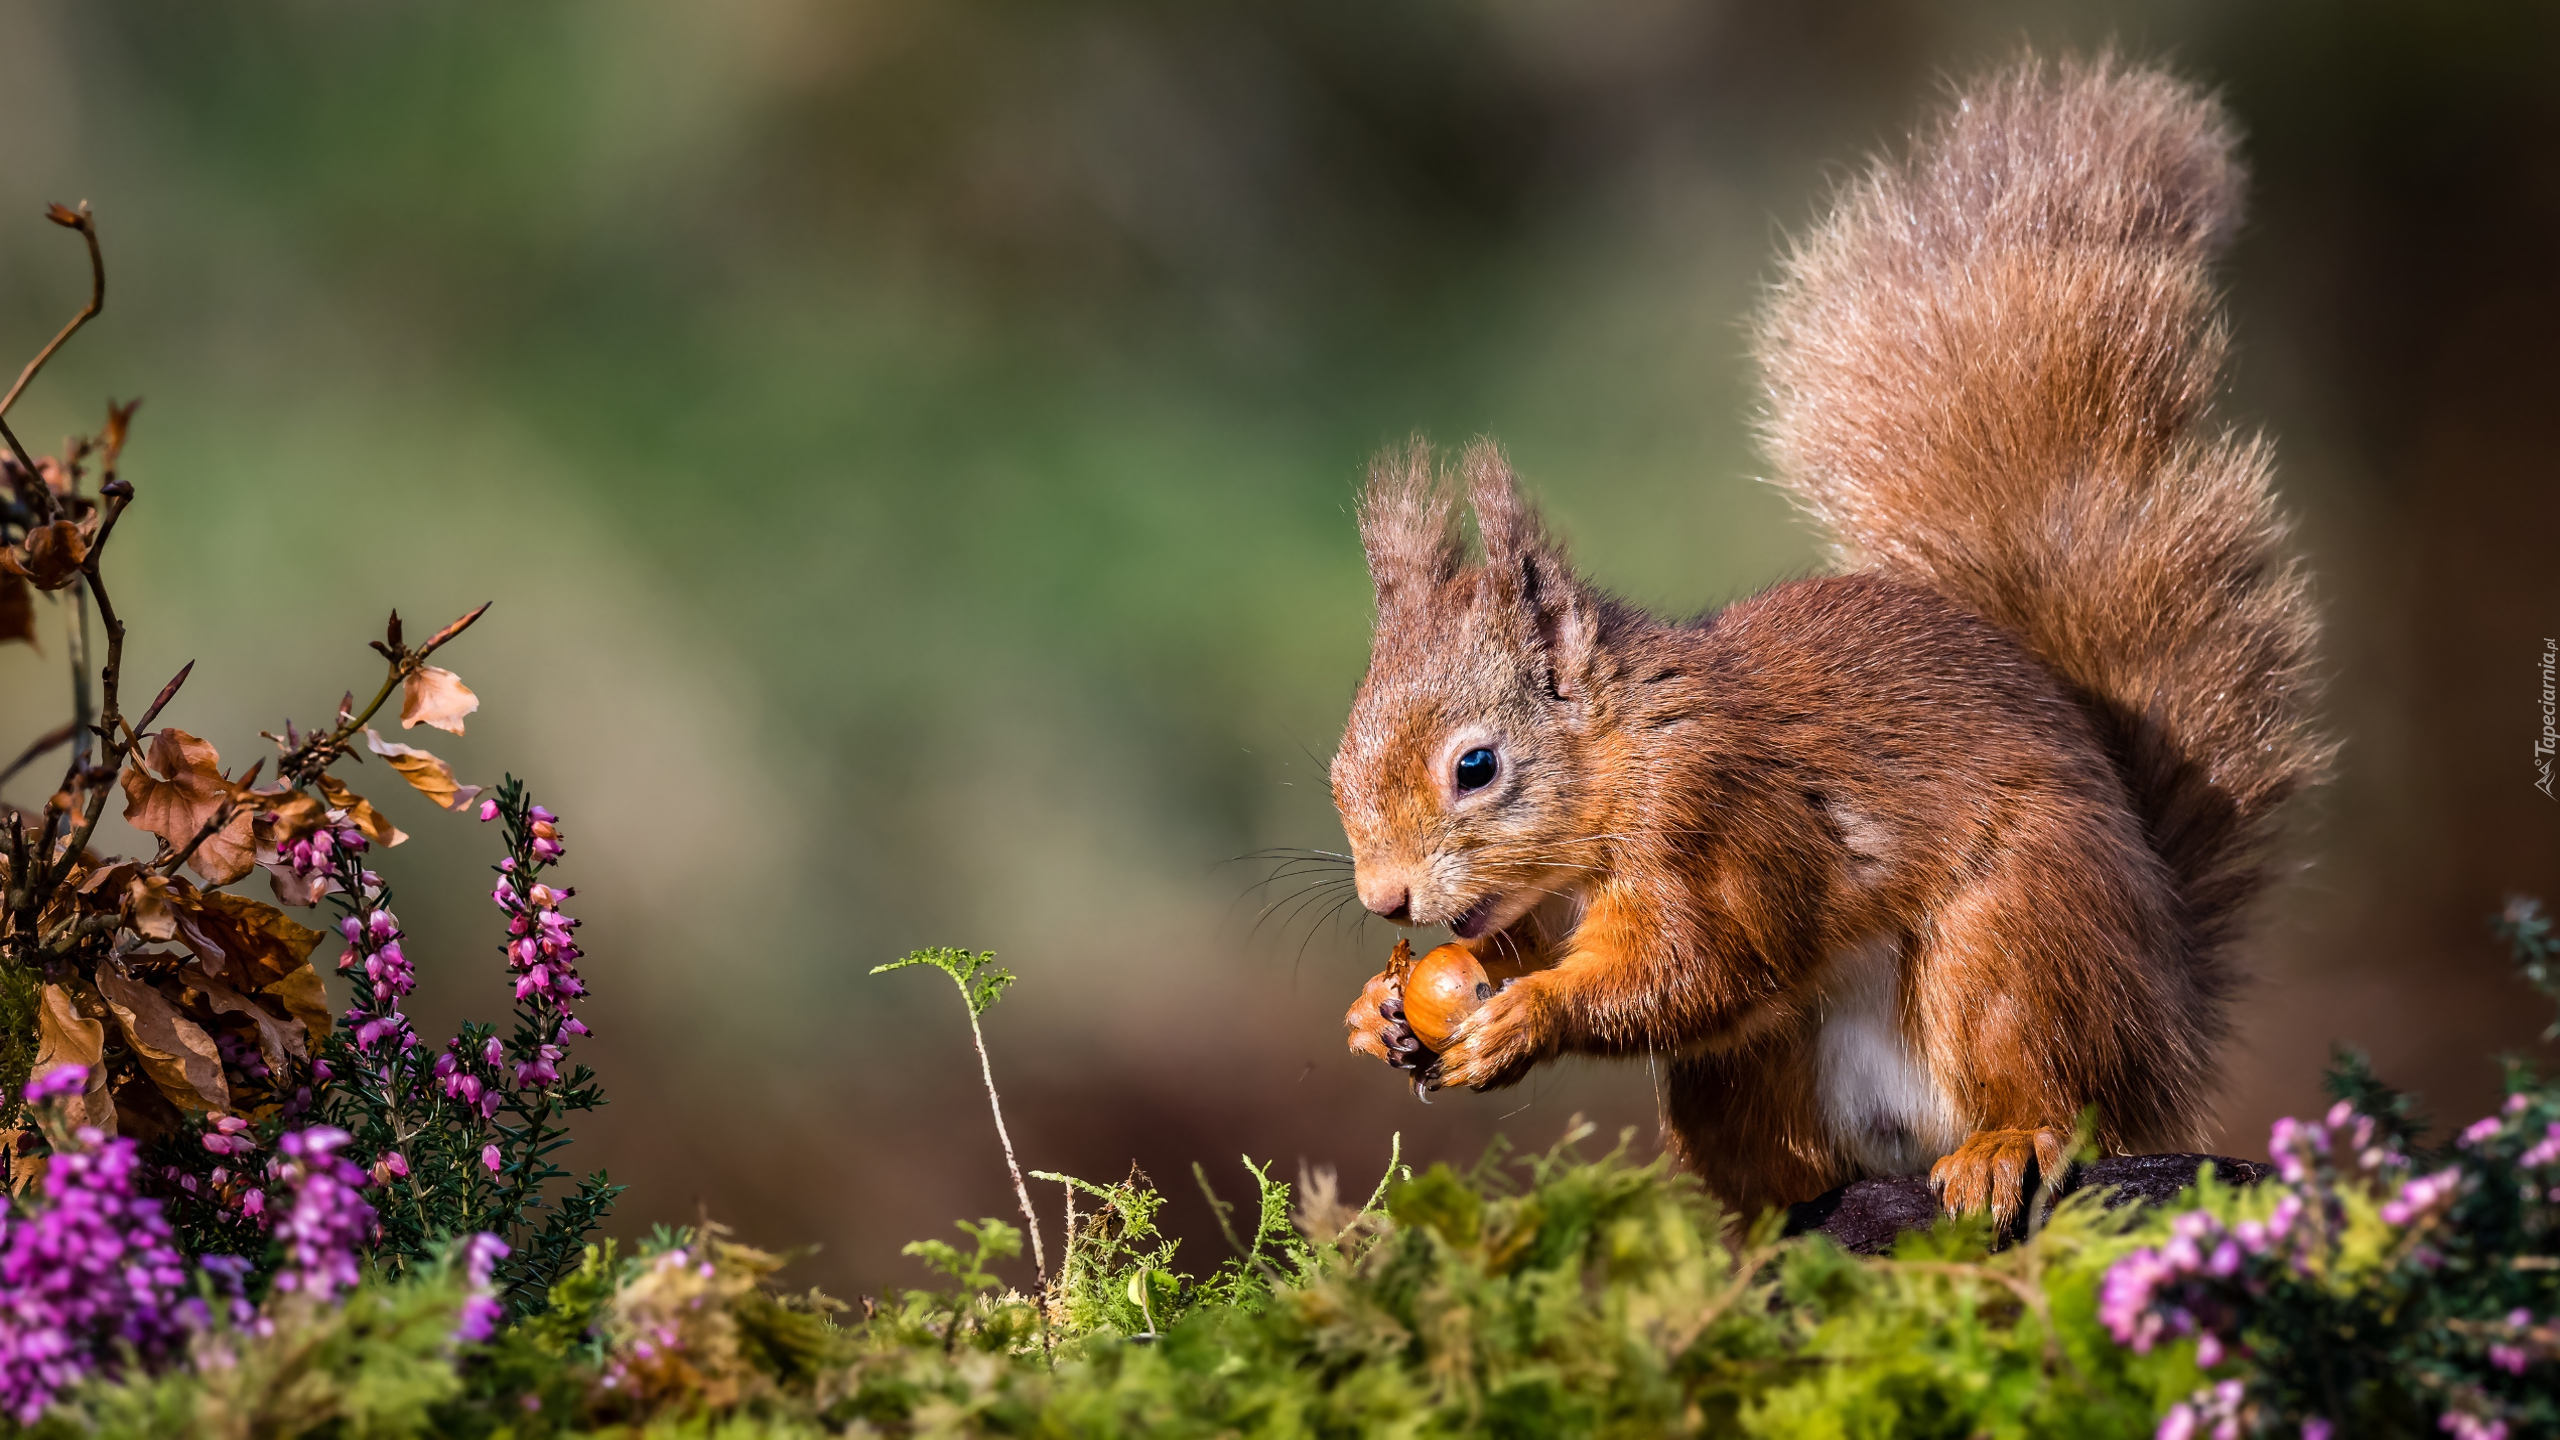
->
[1783,1153,2274,1255]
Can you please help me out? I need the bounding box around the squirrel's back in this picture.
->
[1753,54,2326,968]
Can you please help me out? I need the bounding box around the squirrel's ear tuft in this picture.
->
[1466,440,1599,696]
[1358,436,1464,605]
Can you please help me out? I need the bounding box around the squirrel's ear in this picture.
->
[1358,436,1464,606]
[1466,440,1600,697]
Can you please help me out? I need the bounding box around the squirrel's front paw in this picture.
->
[1429,979,1553,1091]
[1929,1127,2073,1225]
[1345,970,1430,1077]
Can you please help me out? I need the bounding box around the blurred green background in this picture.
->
[1,0,2553,1298]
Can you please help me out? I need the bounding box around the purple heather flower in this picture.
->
[479,798,500,822]
[0,1128,191,1424]
[481,1145,503,1174]
[453,1232,510,1344]
[2303,1420,2334,1440]
[22,1063,87,1105]
[2460,1116,2504,1147]
[268,1127,377,1303]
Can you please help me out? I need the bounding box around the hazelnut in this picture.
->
[1401,942,1492,1052]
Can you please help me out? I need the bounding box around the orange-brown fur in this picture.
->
[1332,55,2325,1219]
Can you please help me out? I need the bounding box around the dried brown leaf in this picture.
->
[34,984,115,1136]
[261,963,334,1050]
[253,790,328,851]
[78,859,141,902]
[173,890,325,990]
[186,963,306,1078]
[315,775,406,848]
[97,966,228,1113]
[0,571,33,648]
[190,811,258,886]
[100,398,138,472]
[121,728,242,858]
[1,518,89,591]
[262,862,333,909]
[363,727,483,812]
[400,664,478,735]
[8,1144,44,1198]
[126,873,180,940]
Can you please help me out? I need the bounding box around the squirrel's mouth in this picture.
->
[1449,894,1502,940]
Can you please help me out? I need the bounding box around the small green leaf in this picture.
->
[872,946,1015,1019]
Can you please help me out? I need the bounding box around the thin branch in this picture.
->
[282,602,489,785]
[37,556,125,899]
[0,204,104,420]
[0,720,75,790]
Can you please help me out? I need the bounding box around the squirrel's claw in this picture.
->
[1430,979,1550,1091]
[1347,968,1427,1073]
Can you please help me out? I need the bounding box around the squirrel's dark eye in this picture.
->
[1453,747,1498,793]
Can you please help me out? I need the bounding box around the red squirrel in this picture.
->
[1333,55,2325,1221]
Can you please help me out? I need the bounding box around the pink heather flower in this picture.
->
[2157,1403,2197,1440]
[0,1128,191,1424]
[2507,1093,2530,1115]
[2303,1420,2335,1440]
[2460,1116,2504,1147]
[453,1233,511,1344]
[2381,1168,2464,1226]
[478,798,500,822]
[2488,1344,2528,1376]
[513,1045,562,1090]
[22,1063,87,1105]
[2195,1332,2223,1368]
[2440,1413,2508,1440]
[481,1145,503,1174]
[2521,1125,2560,1169]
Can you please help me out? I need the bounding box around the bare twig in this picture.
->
[35,551,126,902]
[0,205,103,519]
[0,721,75,790]
[282,602,490,785]
[0,204,104,420]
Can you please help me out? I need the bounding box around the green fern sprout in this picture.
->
[872,948,1047,1288]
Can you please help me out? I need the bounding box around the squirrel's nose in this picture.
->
[1358,877,1413,923]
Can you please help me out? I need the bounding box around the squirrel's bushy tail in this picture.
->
[1755,54,2324,958]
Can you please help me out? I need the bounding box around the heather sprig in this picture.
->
[0,1065,192,1425]
[311,780,617,1314]
[2095,907,2560,1440]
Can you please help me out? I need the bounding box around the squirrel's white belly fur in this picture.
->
[1815,932,1961,1176]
